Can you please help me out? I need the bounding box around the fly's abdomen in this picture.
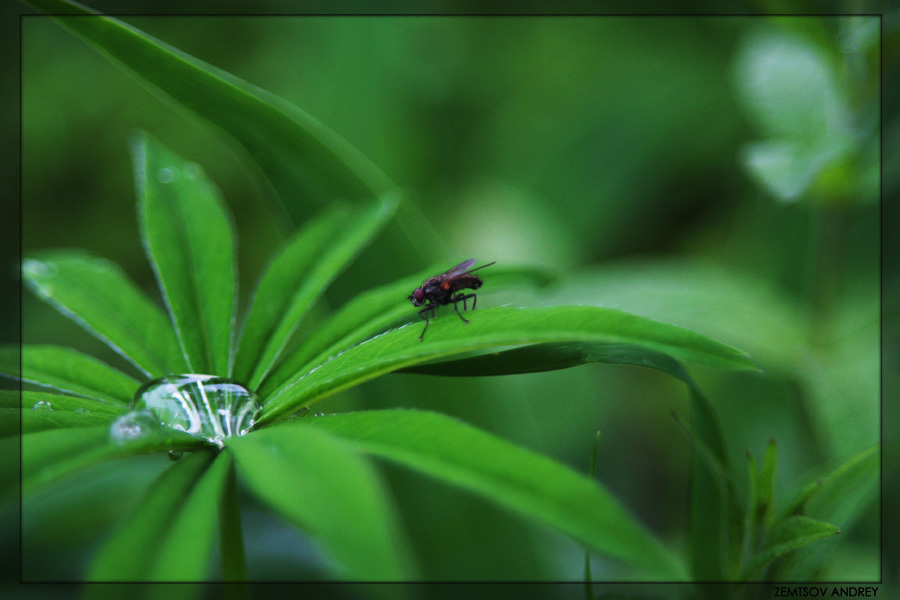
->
[450,275,483,293]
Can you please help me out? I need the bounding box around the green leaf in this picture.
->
[396,333,745,582]
[146,451,232,580]
[134,132,236,376]
[305,409,686,580]
[88,449,227,581]
[769,445,878,580]
[23,425,206,495]
[397,341,708,380]
[259,262,557,398]
[261,305,756,423]
[540,259,805,372]
[740,139,847,202]
[734,29,850,142]
[22,392,120,434]
[234,194,398,389]
[675,407,744,580]
[782,444,879,527]
[218,457,248,584]
[25,0,394,210]
[746,440,778,558]
[22,250,185,377]
[227,422,415,581]
[746,450,761,551]
[741,516,840,580]
[0,344,139,403]
[20,391,129,417]
[758,438,778,529]
[6,389,123,439]
[400,334,746,571]
[801,281,879,460]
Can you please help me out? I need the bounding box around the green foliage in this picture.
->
[0,345,138,403]
[87,449,223,581]
[135,131,237,376]
[23,0,394,213]
[13,1,880,591]
[234,194,398,389]
[229,423,414,581]
[260,305,756,425]
[14,130,724,582]
[306,409,685,580]
[21,250,186,377]
[258,261,558,398]
[733,20,878,205]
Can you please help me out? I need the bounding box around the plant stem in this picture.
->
[219,451,249,600]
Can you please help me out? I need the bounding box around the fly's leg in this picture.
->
[417,304,435,341]
[452,293,477,323]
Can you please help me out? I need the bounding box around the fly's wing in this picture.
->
[445,259,477,278]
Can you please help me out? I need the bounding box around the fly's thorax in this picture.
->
[424,284,453,305]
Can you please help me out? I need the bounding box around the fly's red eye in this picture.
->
[414,289,425,304]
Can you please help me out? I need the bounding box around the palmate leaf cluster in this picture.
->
[7,0,880,590]
[11,130,712,581]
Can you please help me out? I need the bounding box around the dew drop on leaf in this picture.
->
[133,374,261,446]
[287,406,310,420]
[184,162,204,179]
[109,410,161,443]
[74,408,90,414]
[31,400,53,412]
[23,259,58,280]
[156,167,179,183]
[167,450,184,461]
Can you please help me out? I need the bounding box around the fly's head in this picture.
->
[408,287,426,307]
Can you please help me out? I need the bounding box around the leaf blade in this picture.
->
[23,425,206,495]
[782,444,879,527]
[134,132,237,375]
[21,394,120,434]
[238,194,398,390]
[261,305,757,423]
[25,0,394,209]
[304,409,686,580]
[87,449,221,581]
[20,390,128,417]
[232,203,351,384]
[742,516,841,580]
[1,344,140,403]
[227,422,415,581]
[259,263,557,398]
[146,451,233,580]
[22,250,185,377]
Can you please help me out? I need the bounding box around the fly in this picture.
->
[408,259,496,341]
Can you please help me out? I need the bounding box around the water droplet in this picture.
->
[157,167,180,183]
[287,407,310,421]
[133,374,260,445]
[167,450,184,461]
[74,408,90,414]
[91,257,115,271]
[32,400,53,412]
[109,410,161,443]
[23,259,58,279]
[184,162,204,179]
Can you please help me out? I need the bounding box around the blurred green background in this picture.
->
[16,11,889,588]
